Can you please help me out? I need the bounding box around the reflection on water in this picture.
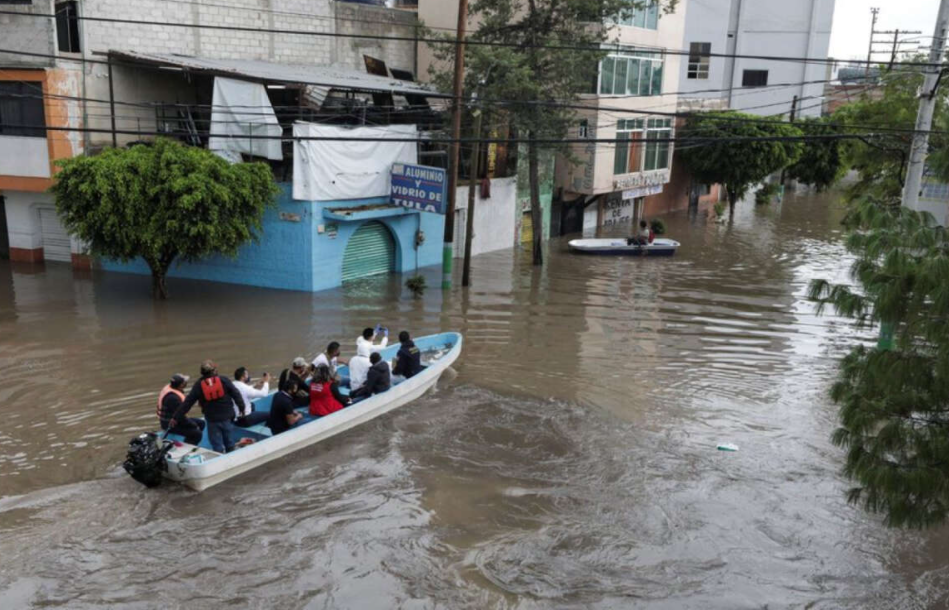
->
[1,190,947,608]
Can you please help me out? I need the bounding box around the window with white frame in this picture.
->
[687,42,711,79]
[599,49,663,97]
[615,1,659,30]
[613,118,672,175]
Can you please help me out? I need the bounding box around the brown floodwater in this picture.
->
[1,189,947,608]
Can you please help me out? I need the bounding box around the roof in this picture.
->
[106,50,447,99]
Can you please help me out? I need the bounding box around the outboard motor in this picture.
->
[123,433,172,488]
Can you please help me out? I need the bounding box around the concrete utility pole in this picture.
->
[443,0,470,289]
[901,0,949,211]
[866,7,880,77]
[461,104,482,288]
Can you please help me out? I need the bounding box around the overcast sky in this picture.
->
[830,0,940,60]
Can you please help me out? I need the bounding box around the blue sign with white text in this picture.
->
[391,163,447,215]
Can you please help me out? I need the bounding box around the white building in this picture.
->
[677,0,835,118]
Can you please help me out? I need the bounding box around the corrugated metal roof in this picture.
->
[106,50,447,99]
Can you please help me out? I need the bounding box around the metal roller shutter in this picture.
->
[341,221,395,282]
[39,207,71,262]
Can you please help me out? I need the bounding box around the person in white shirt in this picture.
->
[312,341,348,380]
[232,367,271,427]
[350,326,388,391]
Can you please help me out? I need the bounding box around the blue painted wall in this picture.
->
[100,183,444,292]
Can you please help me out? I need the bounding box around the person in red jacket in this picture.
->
[309,364,351,417]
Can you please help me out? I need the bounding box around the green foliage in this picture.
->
[808,198,949,528]
[678,111,803,212]
[785,117,850,191]
[425,0,678,265]
[406,274,427,297]
[754,182,780,205]
[713,201,725,218]
[50,138,279,298]
[650,217,666,235]
[832,65,946,201]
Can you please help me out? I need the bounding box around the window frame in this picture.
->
[598,49,664,98]
[613,118,671,176]
[615,1,660,30]
[0,82,48,137]
[55,1,81,54]
[687,42,711,80]
[742,69,769,88]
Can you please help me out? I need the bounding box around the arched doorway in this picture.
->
[341,221,396,282]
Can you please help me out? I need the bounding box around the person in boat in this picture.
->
[392,331,424,381]
[278,358,310,407]
[350,326,388,391]
[232,367,271,428]
[309,364,351,417]
[170,361,246,454]
[627,220,654,246]
[350,352,391,400]
[157,373,205,445]
[312,341,348,384]
[268,376,304,435]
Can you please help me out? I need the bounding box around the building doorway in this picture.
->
[341,221,395,282]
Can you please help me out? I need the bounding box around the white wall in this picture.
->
[678,0,835,118]
[0,136,51,178]
[454,177,518,258]
[3,191,51,251]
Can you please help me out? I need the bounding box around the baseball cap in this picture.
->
[170,373,190,386]
[292,357,307,368]
[200,360,217,375]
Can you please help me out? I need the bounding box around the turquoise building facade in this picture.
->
[101,184,444,292]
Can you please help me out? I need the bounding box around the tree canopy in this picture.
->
[785,117,850,191]
[809,199,949,529]
[50,138,279,299]
[677,111,803,212]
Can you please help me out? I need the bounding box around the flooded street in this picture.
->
[1,189,947,608]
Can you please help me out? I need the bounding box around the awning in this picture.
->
[105,50,447,99]
[323,204,416,222]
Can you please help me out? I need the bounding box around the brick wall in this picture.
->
[0,0,55,67]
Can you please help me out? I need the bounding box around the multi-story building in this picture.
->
[555,1,688,234]
[677,0,836,118]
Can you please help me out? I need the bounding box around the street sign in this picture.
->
[391,163,447,215]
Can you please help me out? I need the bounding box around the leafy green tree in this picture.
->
[785,117,850,191]
[677,111,803,214]
[51,138,279,299]
[809,198,949,528]
[427,0,678,265]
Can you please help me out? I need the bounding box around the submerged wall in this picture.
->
[100,184,444,292]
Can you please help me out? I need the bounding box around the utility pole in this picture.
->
[442,0,469,289]
[461,104,483,288]
[866,7,880,77]
[901,0,949,212]
[889,29,900,68]
[780,95,798,187]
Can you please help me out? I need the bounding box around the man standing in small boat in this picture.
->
[170,361,246,454]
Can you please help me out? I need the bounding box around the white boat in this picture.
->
[568,237,680,256]
[155,332,462,491]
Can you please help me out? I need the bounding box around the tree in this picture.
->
[808,198,949,529]
[785,116,850,191]
[51,138,279,299]
[677,111,803,214]
[428,0,678,265]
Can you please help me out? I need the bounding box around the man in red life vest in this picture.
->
[170,360,245,454]
[157,373,205,445]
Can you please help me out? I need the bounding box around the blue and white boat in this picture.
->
[157,332,462,491]
[568,237,680,256]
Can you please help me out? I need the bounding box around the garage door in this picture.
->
[341,221,395,282]
[39,207,71,262]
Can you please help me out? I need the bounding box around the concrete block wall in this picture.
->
[333,3,417,74]
[0,0,55,67]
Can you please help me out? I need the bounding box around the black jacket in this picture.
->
[175,375,245,423]
[352,360,391,398]
[279,369,310,407]
[392,340,423,378]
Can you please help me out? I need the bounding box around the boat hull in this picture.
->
[567,238,679,256]
[160,332,462,491]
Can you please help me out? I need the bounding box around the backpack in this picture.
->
[123,433,172,488]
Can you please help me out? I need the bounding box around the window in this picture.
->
[599,49,663,97]
[687,42,711,80]
[578,119,589,139]
[55,1,80,53]
[613,118,671,175]
[742,69,768,87]
[0,82,47,137]
[616,1,659,30]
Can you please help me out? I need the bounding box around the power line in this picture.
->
[3,9,949,69]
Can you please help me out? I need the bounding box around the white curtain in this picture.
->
[292,123,418,201]
[208,77,283,161]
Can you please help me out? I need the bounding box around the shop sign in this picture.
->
[613,169,670,191]
[622,184,664,200]
[391,163,447,214]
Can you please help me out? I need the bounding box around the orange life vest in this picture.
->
[200,376,225,402]
[157,384,185,420]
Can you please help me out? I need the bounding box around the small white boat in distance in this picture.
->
[568,237,680,257]
[157,332,462,491]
